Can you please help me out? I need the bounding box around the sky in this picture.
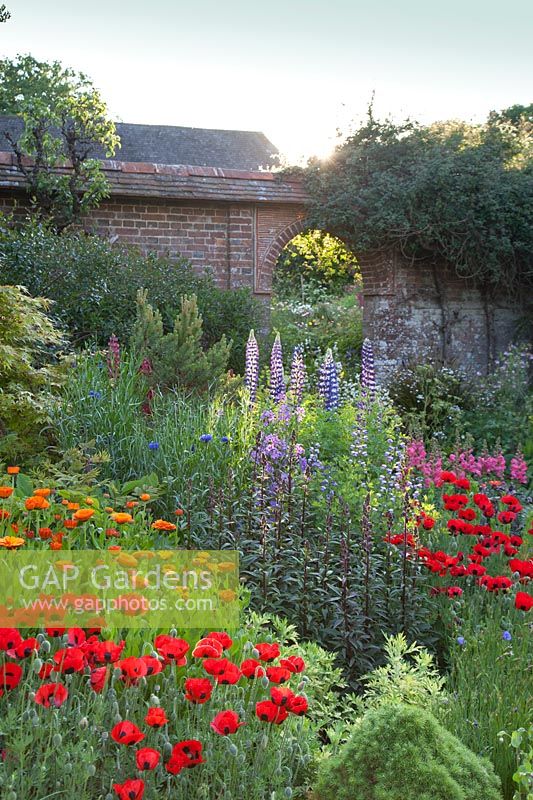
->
[1,0,532,163]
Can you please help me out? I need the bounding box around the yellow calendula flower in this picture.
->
[0,536,25,549]
[116,553,139,568]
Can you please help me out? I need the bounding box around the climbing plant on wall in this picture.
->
[299,105,533,294]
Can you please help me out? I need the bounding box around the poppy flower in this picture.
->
[455,477,471,490]
[0,628,22,651]
[192,638,224,658]
[458,508,476,521]
[210,710,245,735]
[202,657,231,676]
[266,666,292,684]
[140,654,163,675]
[92,639,126,664]
[515,591,533,612]
[113,778,145,800]
[12,637,40,659]
[34,682,68,708]
[256,700,288,724]
[446,586,463,598]
[288,695,309,715]
[184,677,213,704]
[89,667,108,693]
[508,559,533,580]
[38,662,55,680]
[422,517,435,530]
[240,658,266,679]
[216,662,241,685]
[270,686,295,707]
[154,635,189,664]
[145,707,168,727]
[53,647,86,674]
[498,511,516,525]
[0,662,22,692]
[254,642,280,662]
[66,628,86,647]
[111,720,145,746]
[280,655,306,674]
[136,747,160,771]
[118,657,148,685]
[166,740,204,774]
[439,471,457,483]
[208,631,233,650]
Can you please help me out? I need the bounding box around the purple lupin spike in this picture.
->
[270,333,285,403]
[289,345,306,403]
[318,348,340,411]
[361,338,376,397]
[245,329,260,404]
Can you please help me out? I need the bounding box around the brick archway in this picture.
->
[254,216,308,293]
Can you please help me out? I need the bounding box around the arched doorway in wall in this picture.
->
[269,225,363,377]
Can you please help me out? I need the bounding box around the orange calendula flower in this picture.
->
[0,510,10,520]
[140,493,151,502]
[73,508,95,522]
[151,519,177,531]
[108,545,121,552]
[219,589,237,603]
[0,536,25,549]
[6,467,20,475]
[50,541,63,551]
[39,527,54,540]
[175,508,184,516]
[25,496,50,511]
[111,512,134,525]
[67,502,80,511]
[64,520,78,529]
[34,488,52,498]
[125,501,138,509]
[106,528,120,538]
[0,486,14,499]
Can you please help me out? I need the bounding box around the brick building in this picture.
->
[0,117,522,378]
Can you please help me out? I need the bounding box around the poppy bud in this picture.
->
[87,765,96,777]
[41,641,51,654]
[79,717,89,729]
[32,658,43,673]
[53,734,62,747]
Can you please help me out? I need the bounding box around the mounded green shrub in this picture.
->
[315,704,502,800]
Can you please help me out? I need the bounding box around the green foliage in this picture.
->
[441,600,533,800]
[131,289,230,391]
[0,4,10,23]
[497,725,533,800]
[273,230,360,300]
[315,704,502,800]
[0,285,64,460]
[0,216,260,371]
[0,55,119,229]
[302,106,533,292]
[270,293,363,376]
[355,633,445,715]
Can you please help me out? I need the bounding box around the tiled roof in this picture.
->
[0,116,280,171]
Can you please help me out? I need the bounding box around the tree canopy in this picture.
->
[0,55,119,230]
[301,105,533,292]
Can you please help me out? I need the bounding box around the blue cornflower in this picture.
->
[456,636,466,646]
[502,630,512,641]
[148,441,159,450]
[88,390,102,399]
[220,436,229,443]
[200,434,213,442]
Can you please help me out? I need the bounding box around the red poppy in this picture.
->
[498,511,516,525]
[154,634,189,665]
[288,695,309,715]
[34,682,68,708]
[38,662,54,680]
[66,628,86,647]
[240,658,266,679]
[45,627,65,638]
[208,631,233,650]
[256,700,288,724]
[113,778,145,800]
[111,720,145,746]
[440,471,457,483]
[0,629,22,651]
[215,661,241,685]
[210,710,245,735]
[192,638,224,658]
[90,667,108,693]
[145,707,168,727]
[266,666,292,684]
[136,747,161,771]
[458,508,476,521]
[508,559,533,580]
[270,686,295,707]
[11,637,40,659]
[0,662,22,692]
[446,586,463,598]
[455,477,471,490]
[515,591,533,612]
[184,677,213,704]
[166,740,204,774]
[92,639,126,664]
[202,657,231,676]
[501,495,522,513]
[141,655,163,675]
[117,657,148,685]
[53,647,86,674]
[422,516,435,530]
[254,642,280,662]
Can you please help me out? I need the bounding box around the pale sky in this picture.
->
[1,0,532,163]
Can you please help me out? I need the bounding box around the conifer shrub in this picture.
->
[315,704,502,800]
